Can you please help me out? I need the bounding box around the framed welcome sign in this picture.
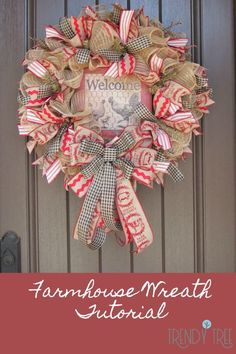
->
[82,68,152,139]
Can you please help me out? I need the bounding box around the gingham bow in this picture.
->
[71,130,154,253]
[75,132,135,248]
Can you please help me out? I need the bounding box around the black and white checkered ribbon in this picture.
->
[59,17,75,39]
[45,123,68,157]
[134,103,157,122]
[38,84,54,98]
[75,48,90,64]
[98,36,151,62]
[86,228,107,250]
[196,75,208,88]
[98,35,151,64]
[156,151,184,182]
[18,92,29,105]
[98,49,123,62]
[195,75,214,97]
[125,35,151,54]
[76,132,135,249]
[112,4,123,24]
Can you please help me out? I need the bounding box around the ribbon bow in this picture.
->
[73,132,134,247]
[69,130,154,252]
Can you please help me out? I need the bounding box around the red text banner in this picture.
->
[0,274,235,354]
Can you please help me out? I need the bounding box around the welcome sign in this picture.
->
[83,70,152,138]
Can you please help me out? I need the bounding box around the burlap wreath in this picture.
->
[18,4,214,253]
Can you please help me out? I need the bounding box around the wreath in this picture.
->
[18,4,214,253]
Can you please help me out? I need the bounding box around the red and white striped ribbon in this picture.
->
[152,161,170,173]
[28,61,48,78]
[168,38,188,47]
[168,102,180,115]
[165,111,195,123]
[26,109,45,125]
[150,54,163,74]
[18,125,32,136]
[104,62,118,78]
[45,158,62,183]
[45,25,65,40]
[156,129,172,150]
[119,10,135,44]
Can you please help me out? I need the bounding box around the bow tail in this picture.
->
[116,175,153,253]
[101,163,123,231]
[75,168,106,249]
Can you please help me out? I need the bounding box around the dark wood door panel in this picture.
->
[0,0,29,272]
[202,0,236,272]
[35,0,69,272]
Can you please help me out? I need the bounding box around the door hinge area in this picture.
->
[0,232,21,273]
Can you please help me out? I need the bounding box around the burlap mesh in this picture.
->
[173,63,197,90]
[55,69,83,89]
[89,21,118,52]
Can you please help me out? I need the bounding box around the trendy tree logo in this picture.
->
[168,320,233,349]
[202,319,212,329]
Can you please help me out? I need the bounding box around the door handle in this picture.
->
[0,232,21,273]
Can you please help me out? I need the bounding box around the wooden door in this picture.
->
[0,0,235,272]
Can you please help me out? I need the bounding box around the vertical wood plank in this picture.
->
[161,0,195,272]
[36,0,68,272]
[191,0,205,272]
[202,0,236,272]
[130,0,164,272]
[67,0,100,272]
[0,0,29,272]
[26,0,40,272]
